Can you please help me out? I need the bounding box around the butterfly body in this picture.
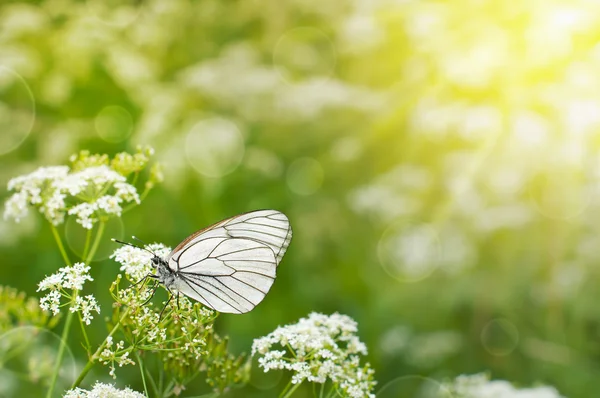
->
[142,210,292,314]
[152,256,176,289]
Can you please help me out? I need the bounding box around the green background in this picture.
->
[1,0,600,396]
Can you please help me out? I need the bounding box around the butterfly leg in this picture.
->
[158,292,173,320]
[132,273,157,288]
[140,280,160,306]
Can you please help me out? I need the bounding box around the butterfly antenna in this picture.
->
[132,235,158,256]
[111,238,156,256]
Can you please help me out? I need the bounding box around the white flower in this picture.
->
[4,157,145,230]
[95,195,123,216]
[70,295,101,325]
[114,182,140,203]
[61,262,93,290]
[37,262,95,316]
[252,312,376,397]
[110,243,171,281]
[68,202,96,229]
[444,373,565,398]
[39,290,61,315]
[3,191,29,222]
[63,382,146,398]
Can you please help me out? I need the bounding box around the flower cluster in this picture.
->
[252,312,376,398]
[64,382,145,398]
[98,336,136,379]
[110,243,171,281]
[443,373,565,398]
[3,148,160,229]
[37,262,100,323]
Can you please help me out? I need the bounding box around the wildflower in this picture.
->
[444,373,565,398]
[110,243,171,281]
[3,148,157,230]
[252,312,376,397]
[70,295,101,325]
[63,382,146,398]
[38,262,93,292]
[37,263,98,320]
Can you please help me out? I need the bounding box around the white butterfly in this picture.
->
[118,210,292,314]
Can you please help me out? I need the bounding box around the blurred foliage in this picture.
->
[2,0,600,397]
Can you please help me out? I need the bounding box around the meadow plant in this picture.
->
[252,312,377,398]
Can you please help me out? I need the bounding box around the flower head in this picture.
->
[3,148,157,230]
[110,243,171,281]
[37,262,99,320]
[252,312,376,397]
[63,382,146,398]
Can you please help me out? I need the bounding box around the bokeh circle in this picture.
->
[0,66,36,156]
[378,221,442,283]
[0,326,76,397]
[377,375,453,398]
[481,318,519,356]
[94,105,133,143]
[185,118,245,178]
[65,215,124,262]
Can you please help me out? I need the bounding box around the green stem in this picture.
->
[85,221,105,264]
[50,224,71,266]
[319,382,325,398]
[135,351,150,397]
[46,296,76,398]
[71,308,130,388]
[82,228,92,261]
[281,382,302,398]
[279,380,293,398]
[144,365,160,397]
[77,312,92,355]
[325,386,338,398]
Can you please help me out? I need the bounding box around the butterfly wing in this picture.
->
[167,209,292,267]
[167,210,291,314]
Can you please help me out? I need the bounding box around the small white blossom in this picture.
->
[95,195,123,216]
[70,295,101,325]
[110,243,171,281]
[114,182,140,203]
[63,382,146,398]
[252,312,376,397]
[4,157,145,230]
[68,202,96,229]
[3,191,29,222]
[39,290,61,315]
[37,262,95,317]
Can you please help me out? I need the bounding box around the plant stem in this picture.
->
[77,312,92,355]
[281,382,302,398]
[46,296,76,398]
[319,382,325,398]
[82,228,92,261]
[144,364,160,397]
[50,224,71,266]
[71,308,130,388]
[135,351,150,397]
[279,380,293,398]
[85,221,105,264]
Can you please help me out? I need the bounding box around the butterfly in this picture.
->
[114,210,292,314]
